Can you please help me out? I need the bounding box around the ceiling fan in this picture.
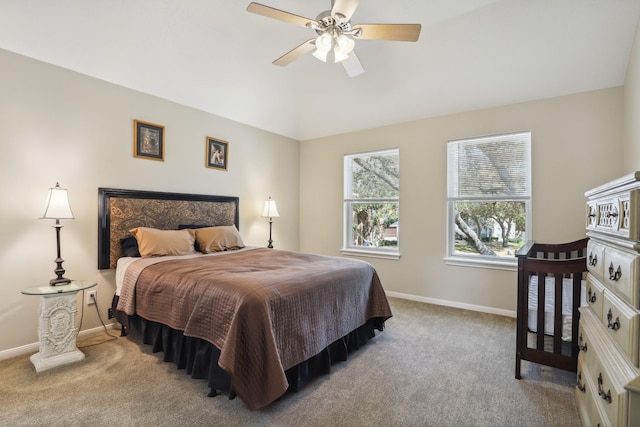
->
[246,0,421,77]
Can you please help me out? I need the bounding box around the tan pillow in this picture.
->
[129,227,196,257]
[195,225,245,253]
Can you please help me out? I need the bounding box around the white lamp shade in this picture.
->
[312,48,329,62]
[334,47,349,63]
[261,198,280,218]
[40,183,74,219]
[335,34,355,54]
[315,33,333,52]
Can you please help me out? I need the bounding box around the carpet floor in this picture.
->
[0,297,580,426]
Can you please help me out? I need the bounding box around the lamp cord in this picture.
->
[76,289,118,348]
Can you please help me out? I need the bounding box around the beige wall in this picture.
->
[300,88,624,314]
[625,18,640,172]
[4,18,639,355]
[0,49,300,354]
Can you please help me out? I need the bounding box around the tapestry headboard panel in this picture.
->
[98,188,240,269]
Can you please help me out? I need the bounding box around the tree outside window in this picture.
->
[343,149,399,257]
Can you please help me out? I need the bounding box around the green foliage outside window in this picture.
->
[345,149,399,251]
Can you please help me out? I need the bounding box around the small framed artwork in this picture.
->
[134,119,164,161]
[206,137,229,171]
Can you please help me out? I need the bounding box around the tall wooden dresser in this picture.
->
[579,172,640,426]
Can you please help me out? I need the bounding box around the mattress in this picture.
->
[527,276,587,341]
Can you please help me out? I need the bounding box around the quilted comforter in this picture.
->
[117,248,392,409]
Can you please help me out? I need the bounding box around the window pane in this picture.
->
[452,201,526,258]
[347,150,399,199]
[348,202,398,248]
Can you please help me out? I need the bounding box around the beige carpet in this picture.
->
[0,297,580,427]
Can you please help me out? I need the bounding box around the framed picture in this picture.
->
[206,137,229,171]
[134,120,164,161]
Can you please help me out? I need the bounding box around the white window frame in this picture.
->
[342,148,400,260]
[445,132,531,270]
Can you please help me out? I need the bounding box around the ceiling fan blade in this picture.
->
[331,0,361,21]
[247,2,315,28]
[353,24,422,42]
[341,52,365,78]
[273,39,316,66]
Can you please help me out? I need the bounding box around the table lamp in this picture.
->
[261,196,280,248]
[40,182,74,285]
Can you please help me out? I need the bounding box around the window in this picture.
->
[343,148,399,259]
[446,132,531,269]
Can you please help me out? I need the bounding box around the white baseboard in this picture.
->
[0,324,118,361]
[386,291,517,318]
[3,296,515,361]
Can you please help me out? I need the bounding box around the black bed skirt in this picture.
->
[116,298,386,403]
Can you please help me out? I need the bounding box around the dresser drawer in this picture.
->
[586,275,605,319]
[601,291,640,365]
[578,316,597,371]
[586,190,640,241]
[577,355,607,427]
[602,245,640,308]
[587,240,605,283]
[588,348,629,427]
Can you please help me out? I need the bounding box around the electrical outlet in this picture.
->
[86,290,97,305]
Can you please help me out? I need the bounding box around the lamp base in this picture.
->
[50,248,70,286]
[267,219,274,249]
[50,277,71,286]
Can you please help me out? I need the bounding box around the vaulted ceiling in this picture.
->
[1,0,639,140]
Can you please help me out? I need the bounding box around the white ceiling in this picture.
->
[1,0,639,141]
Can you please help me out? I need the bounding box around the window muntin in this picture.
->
[447,132,531,266]
[343,149,399,256]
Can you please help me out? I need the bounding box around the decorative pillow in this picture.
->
[177,224,213,252]
[195,225,245,253]
[120,236,141,257]
[129,227,196,257]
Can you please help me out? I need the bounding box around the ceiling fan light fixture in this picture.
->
[312,48,329,62]
[315,33,333,52]
[247,1,422,77]
[335,34,355,54]
[333,47,349,63]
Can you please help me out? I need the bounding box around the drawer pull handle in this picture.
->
[607,309,621,331]
[608,263,622,281]
[588,253,597,266]
[588,288,597,303]
[578,334,588,352]
[605,209,619,219]
[598,373,612,404]
[576,372,586,393]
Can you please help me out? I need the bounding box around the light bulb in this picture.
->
[315,33,333,52]
[335,34,355,54]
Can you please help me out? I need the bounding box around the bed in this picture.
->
[514,238,589,379]
[98,188,392,410]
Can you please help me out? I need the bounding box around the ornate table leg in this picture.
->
[30,292,84,372]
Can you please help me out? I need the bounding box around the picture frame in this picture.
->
[133,119,164,161]
[206,137,229,171]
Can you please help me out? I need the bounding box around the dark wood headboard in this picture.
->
[98,188,239,269]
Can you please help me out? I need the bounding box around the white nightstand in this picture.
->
[21,280,97,372]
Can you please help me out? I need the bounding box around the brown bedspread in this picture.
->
[117,248,392,410]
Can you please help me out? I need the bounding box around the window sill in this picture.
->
[341,248,401,260]
[443,256,516,271]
